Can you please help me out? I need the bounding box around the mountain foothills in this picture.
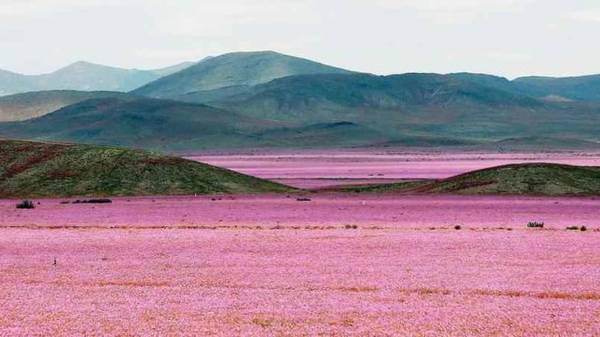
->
[0,95,387,150]
[0,139,291,197]
[0,96,283,150]
[0,61,194,96]
[1,51,600,151]
[0,91,128,121]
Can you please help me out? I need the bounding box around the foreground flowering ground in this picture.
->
[1,195,599,336]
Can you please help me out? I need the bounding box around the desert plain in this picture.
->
[1,151,600,336]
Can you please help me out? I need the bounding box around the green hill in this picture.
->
[132,51,354,99]
[513,75,600,102]
[249,121,385,148]
[209,73,600,143]
[333,163,600,196]
[0,139,291,198]
[0,96,391,150]
[0,90,128,121]
[4,73,600,150]
[449,72,600,102]
[417,163,600,196]
[0,96,283,151]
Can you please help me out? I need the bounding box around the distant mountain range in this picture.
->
[131,51,353,99]
[448,73,600,102]
[202,72,600,144]
[0,95,387,150]
[0,61,194,96]
[0,51,599,151]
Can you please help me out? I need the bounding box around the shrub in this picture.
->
[344,225,358,229]
[527,222,544,228]
[567,226,588,232]
[296,197,312,202]
[16,200,35,209]
[454,225,462,230]
[72,199,112,204]
[87,199,112,204]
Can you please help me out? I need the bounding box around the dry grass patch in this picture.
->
[339,286,379,293]
[97,280,170,288]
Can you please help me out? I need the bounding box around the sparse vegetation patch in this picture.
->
[527,221,545,228]
[16,200,35,209]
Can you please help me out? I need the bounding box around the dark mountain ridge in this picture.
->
[2,71,600,151]
[132,51,355,99]
[449,72,600,102]
[204,73,600,143]
[2,51,600,150]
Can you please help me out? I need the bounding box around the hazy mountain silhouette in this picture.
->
[0,61,194,96]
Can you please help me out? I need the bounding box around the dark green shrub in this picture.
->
[16,200,35,209]
[527,222,544,228]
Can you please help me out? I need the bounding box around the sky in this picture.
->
[1,0,600,78]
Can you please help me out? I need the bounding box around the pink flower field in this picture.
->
[1,194,600,229]
[1,194,600,336]
[190,151,600,188]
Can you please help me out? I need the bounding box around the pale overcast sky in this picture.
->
[1,0,600,78]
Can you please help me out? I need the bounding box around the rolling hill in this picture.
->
[3,72,600,151]
[416,163,600,196]
[0,96,283,151]
[3,51,600,150]
[249,121,385,148]
[132,51,354,99]
[449,72,600,102]
[208,73,600,143]
[0,95,391,150]
[327,163,600,196]
[0,139,291,197]
[0,61,194,96]
[0,90,128,121]
[513,75,600,102]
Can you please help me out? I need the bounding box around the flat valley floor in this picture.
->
[1,151,600,336]
[190,150,600,188]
